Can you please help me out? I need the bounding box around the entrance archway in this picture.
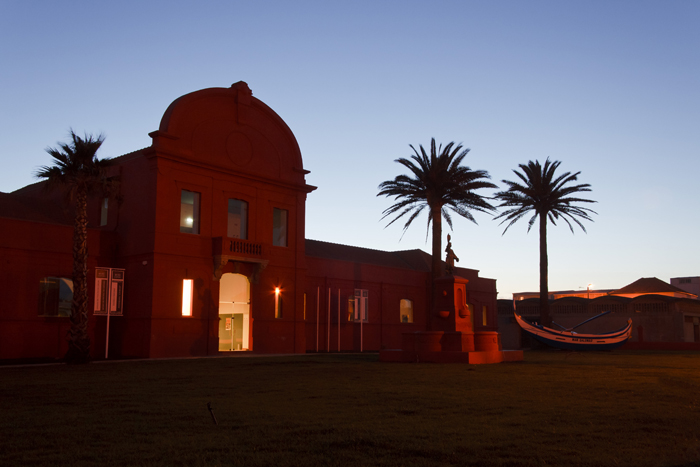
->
[218,273,251,351]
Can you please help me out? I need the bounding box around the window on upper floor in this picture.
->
[180,190,200,234]
[273,208,288,247]
[400,299,413,323]
[100,197,108,226]
[38,277,73,317]
[228,199,248,239]
[482,305,488,326]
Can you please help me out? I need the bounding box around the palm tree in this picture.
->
[378,138,497,282]
[36,130,113,363]
[494,159,596,326]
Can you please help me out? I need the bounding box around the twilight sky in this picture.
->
[1,1,698,298]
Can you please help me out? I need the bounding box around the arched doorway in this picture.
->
[219,273,251,351]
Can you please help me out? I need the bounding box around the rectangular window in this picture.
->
[182,279,193,316]
[274,287,283,319]
[303,293,307,320]
[351,289,368,322]
[482,305,488,326]
[38,277,73,317]
[100,198,108,226]
[180,190,200,234]
[400,299,413,323]
[227,199,248,239]
[347,296,355,322]
[273,208,288,246]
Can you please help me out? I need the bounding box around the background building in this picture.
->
[671,277,700,297]
[500,277,700,349]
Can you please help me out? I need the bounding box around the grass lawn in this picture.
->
[1,350,699,466]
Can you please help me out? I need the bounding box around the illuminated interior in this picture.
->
[274,287,282,319]
[218,273,250,351]
[180,190,200,234]
[400,299,413,323]
[182,279,193,316]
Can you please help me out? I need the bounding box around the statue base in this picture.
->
[379,331,523,364]
[379,274,523,364]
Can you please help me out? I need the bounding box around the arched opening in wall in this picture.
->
[219,273,251,351]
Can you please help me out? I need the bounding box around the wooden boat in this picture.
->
[514,311,632,351]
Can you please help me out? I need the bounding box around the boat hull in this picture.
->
[515,313,632,351]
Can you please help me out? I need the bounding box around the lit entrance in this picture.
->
[218,273,250,351]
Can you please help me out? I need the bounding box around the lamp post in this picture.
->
[587,283,593,300]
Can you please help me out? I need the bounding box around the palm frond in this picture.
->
[378,138,496,237]
[494,158,596,235]
[36,130,113,196]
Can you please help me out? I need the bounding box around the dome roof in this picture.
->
[150,82,308,187]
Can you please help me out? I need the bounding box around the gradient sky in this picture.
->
[1,1,698,298]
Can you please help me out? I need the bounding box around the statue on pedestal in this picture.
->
[445,234,459,275]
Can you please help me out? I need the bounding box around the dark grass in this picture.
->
[1,351,700,466]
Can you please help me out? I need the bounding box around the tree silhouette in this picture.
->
[378,138,496,282]
[494,159,596,326]
[36,131,113,363]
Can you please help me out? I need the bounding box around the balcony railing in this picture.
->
[212,237,263,257]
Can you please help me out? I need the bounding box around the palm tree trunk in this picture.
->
[66,186,91,363]
[428,204,443,331]
[431,205,443,281]
[539,213,551,326]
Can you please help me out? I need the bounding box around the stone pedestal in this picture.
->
[379,275,523,364]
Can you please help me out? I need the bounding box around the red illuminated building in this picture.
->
[0,82,511,362]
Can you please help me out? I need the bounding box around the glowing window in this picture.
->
[482,305,488,326]
[274,287,283,319]
[400,299,413,323]
[182,279,193,316]
[227,199,248,239]
[303,293,307,320]
[38,277,73,317]
[347,296,355,322]
[180,190,200,234]
[273,208,288,247]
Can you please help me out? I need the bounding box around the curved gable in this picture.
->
[150,82,307,186]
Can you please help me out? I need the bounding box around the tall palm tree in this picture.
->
[36,130,113,363]
[378,138,497,282]
[494,159,596,326]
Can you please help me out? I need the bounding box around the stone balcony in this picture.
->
[212,237,268,281]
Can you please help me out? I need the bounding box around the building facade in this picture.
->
[0,82,499,361]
